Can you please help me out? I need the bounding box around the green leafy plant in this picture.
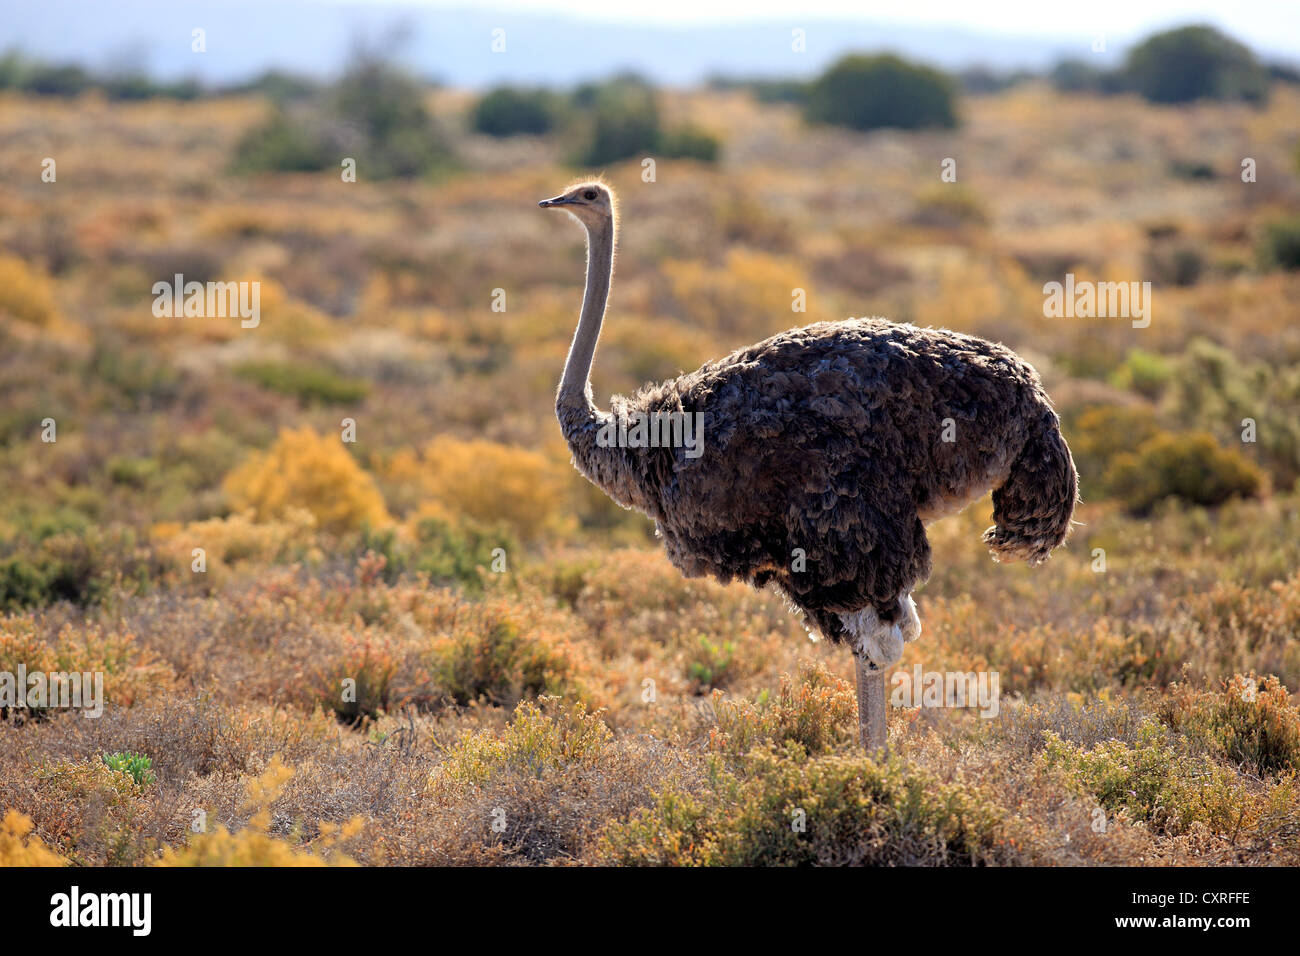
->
[102,752,156,788]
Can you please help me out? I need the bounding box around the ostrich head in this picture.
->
[538,181,616,231]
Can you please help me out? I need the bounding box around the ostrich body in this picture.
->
[540,181,1077,750]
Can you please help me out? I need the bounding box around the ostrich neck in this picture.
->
[558,219,614,411]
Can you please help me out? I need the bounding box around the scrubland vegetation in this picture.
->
[1,24,1300,866]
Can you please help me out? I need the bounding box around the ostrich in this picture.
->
[539,180,1077,751]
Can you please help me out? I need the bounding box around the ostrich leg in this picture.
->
[854,656,888,754]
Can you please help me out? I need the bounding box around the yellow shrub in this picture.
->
[157,508,320,576]
[662,249,812,338]
[428,698,611,801]
[390,436,571,544]
[0,810,67,866]
[157,756,362,866]
[224,428,391,535]
[0,255,59,327]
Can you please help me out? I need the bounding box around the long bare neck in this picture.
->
[558,218,614,410]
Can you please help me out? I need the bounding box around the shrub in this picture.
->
[1108,349,1174,400]
[661,248,811,337]
[231,109,335,173]
[685,636,736,692]
[598,748,1010,866]
[472,87,561,136]
[1167,339,1300,486]
[0,528,162,612]
[0,616,172,714]
[422,698,678,863]
[223,427,391,535]
[233,69,321,102]
[429,602,582,707]
[1123,25,1268,105]
[0,255,60,327]
[1258,217,1300,271]
[315,636,398,723]
[331,58,452,179]
[1145,242,1206,287]
[804,54,958,131]
[158,509,318,577]
[157,756,361,866]
[25,63,92,97]
[232,57,452,179]
[429,698,611,799]
[1159,674,1300,777]
[571,75,662,166]
[392,437,570,544]
[235,360,369,405]
[910,184,988,227]
[358,514,514,591]
[1048,59,1116,94]
[709,661,856,757]
[1104,431,1264,515]
[0,810,67,866]
[660,125,721,163]
[1041,719,1248,835]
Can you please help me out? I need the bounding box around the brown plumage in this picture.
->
[540,180,1077,683]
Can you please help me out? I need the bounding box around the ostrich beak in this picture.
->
[539,195,577,208]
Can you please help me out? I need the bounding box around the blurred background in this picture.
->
[2,1,1300,867]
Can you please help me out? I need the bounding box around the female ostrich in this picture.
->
[540,181,1077,750]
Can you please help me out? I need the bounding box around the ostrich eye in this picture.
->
[583,189,598,201]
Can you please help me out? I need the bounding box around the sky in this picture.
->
[2,0,1297,86]
[341,0,1300,53]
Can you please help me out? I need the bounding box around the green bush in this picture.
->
[430,610,579,708]
[233,70,321,103]
[804,54,958,131]
[24,63,92,97]
[684,636,736,692]
[236,361,369,405]
[331,59,452,178]
[1104,431,1264,515]
[571,76,663,166]
[0,528,161,612]
[232,57,452,179]
[1258,217,1300,271]
[598,748,1010,866]
[1041,719,1244,835]
[1167,338,1300,486]
[101,73,201,102]
[359,517,516,592]
[1108,349,1174,400]
[472,87,561,137]
[1124,25,1269,105]
[660,125,721,162]
[231,108,334,173]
